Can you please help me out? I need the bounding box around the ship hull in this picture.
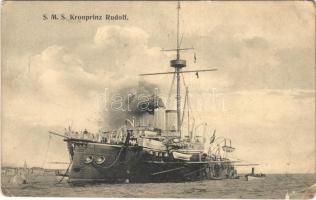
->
[69,142,142,183]
[245,175,266,181]
[67,140,238,183]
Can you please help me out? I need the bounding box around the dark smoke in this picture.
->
[102,80,165,129]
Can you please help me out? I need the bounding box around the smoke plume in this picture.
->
[102,80,165,129]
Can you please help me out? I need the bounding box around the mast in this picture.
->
[176,1,180,60]
[139,1,217,137]
[171,0,186,137]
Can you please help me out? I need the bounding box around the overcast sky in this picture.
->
[2,1,315,173]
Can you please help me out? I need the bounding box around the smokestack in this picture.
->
[154,108,166,130]
[165,110,177,132]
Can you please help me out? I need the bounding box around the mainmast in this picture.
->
[176,1,180,60]
[139,1,217,138]
[171,0,186,136]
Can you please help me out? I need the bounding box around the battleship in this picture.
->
[50,1,239,183]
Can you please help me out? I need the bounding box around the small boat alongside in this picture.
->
[245,174,265,181]
[245,167,265,181]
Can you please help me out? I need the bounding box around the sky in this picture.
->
[1,1,315,173]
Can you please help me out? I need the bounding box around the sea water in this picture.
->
[2,174,316,199]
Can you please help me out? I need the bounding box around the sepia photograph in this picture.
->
[1,0,315,198]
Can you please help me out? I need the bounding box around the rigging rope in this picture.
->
[181,87,187,127]
[181,74,201,123]
[41,134,52,169]
[30,134,54,181]
[181,73,198,125]
[56,159,73,184]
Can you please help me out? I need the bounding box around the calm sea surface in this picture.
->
[2,174,316,199]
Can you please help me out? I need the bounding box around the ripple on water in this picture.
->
[1,174,315,198]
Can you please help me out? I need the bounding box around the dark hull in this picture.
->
[67,140,237,183]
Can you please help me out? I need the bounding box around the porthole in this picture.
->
[95,156,106,164]
[84,155,93,164]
